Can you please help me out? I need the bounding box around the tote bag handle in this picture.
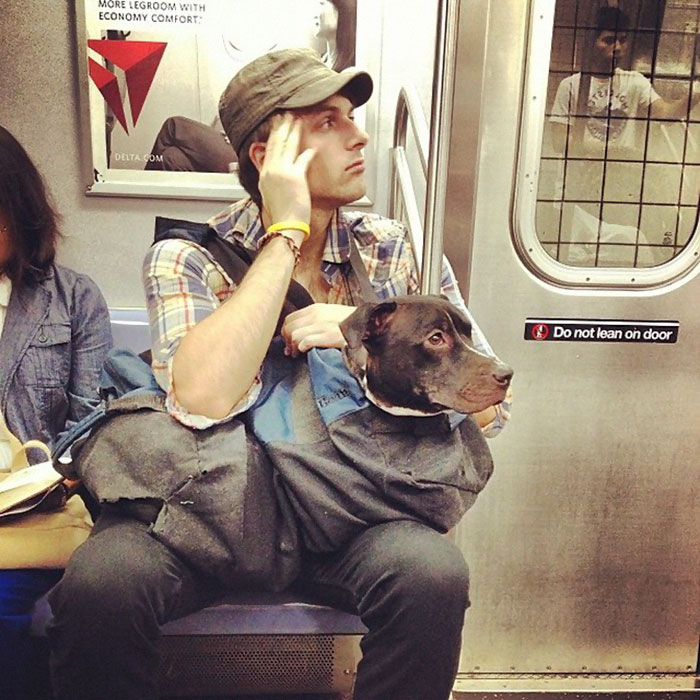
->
[0,410,51,472]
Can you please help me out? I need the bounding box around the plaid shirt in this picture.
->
[143,197,511,434]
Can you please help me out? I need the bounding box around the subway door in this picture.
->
[444,0,700,684]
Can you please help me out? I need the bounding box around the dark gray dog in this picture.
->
[340,294,512,415]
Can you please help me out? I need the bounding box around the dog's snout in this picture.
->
[492,363,513,387]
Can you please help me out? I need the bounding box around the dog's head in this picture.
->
[340,295,513,415]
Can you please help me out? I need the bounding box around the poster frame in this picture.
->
[75,0,380,204]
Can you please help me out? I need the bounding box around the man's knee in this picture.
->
[400,535,468,604]
[49,519,172,627]
[52,543,132,617]
[363,522,470,612]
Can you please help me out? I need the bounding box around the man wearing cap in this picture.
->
[48,49,509,700]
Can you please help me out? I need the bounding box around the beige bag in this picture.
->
[0,411,92,569]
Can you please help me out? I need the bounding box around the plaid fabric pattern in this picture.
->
[143,198,510,433]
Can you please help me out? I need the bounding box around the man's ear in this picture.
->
[248,141,267,172]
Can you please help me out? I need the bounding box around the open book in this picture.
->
[0,460,65,518]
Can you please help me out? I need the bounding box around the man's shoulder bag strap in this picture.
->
[154,216,314,312]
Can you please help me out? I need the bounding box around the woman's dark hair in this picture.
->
[0,125,61,285]
[329,0,357,72]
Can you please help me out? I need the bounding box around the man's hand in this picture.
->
[169,113,317,419]
[258,113,316,242]
[473,384,513,431]
[281,303,356,356]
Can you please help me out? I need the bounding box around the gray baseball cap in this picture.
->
[219,48,373,155]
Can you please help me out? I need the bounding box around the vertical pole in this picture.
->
[421,0,461,294]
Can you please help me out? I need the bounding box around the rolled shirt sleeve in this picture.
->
[142,237,261,429]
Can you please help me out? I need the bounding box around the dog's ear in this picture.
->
[340,301,397,349]
[365,301,397,344]
[447,305,472,339]
[340,302,373,349]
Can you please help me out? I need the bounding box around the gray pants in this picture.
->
[48,510,469,700]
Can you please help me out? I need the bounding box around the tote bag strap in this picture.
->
[347,234,379,303]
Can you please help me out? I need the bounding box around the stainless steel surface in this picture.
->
[453,689,700,700]
[445,0,700,675]
[159,633,361,696]
[440,0,491,300]
[454,673,700,692]
[422,0,462,294]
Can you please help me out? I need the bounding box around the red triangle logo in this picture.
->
[87,40,167,129]
[88,58,129,133]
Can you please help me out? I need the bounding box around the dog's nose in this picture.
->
[492,363,513,387]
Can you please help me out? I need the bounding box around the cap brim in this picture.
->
[281,70,373,110]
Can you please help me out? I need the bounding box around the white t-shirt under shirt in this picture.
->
[550,68,660,155]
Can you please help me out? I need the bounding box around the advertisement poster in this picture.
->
[78,0,362,200]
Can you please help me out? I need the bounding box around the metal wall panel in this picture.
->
[445,0,700,675]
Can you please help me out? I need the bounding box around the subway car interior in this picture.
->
[1,0,699,699]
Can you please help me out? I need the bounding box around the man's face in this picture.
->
[294,93,369,210]
[593,29,628,69]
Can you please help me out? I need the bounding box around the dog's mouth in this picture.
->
[366,382,505,417]
[452,386,509,414]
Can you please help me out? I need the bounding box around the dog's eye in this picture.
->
[428,332,445,346]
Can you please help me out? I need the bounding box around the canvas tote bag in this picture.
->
[0,411,92,569]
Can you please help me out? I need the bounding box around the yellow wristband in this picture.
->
[267,220,310,240]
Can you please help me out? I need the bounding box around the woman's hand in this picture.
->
[281,303,356,356]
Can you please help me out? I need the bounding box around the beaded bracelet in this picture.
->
[257,229,301,266]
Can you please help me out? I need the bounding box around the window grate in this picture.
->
[537,0,700,269]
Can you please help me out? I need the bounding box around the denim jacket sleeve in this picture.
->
[1,266,113,457]
[60,273,113,441]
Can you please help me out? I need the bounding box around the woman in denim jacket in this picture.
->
[0,125,112,698]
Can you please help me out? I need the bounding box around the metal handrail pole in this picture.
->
[393,147,425,274]
[421,0,461,294]
[393,85,430,175]
[389,85,430,222]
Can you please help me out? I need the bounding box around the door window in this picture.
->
[518,1,700,288]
